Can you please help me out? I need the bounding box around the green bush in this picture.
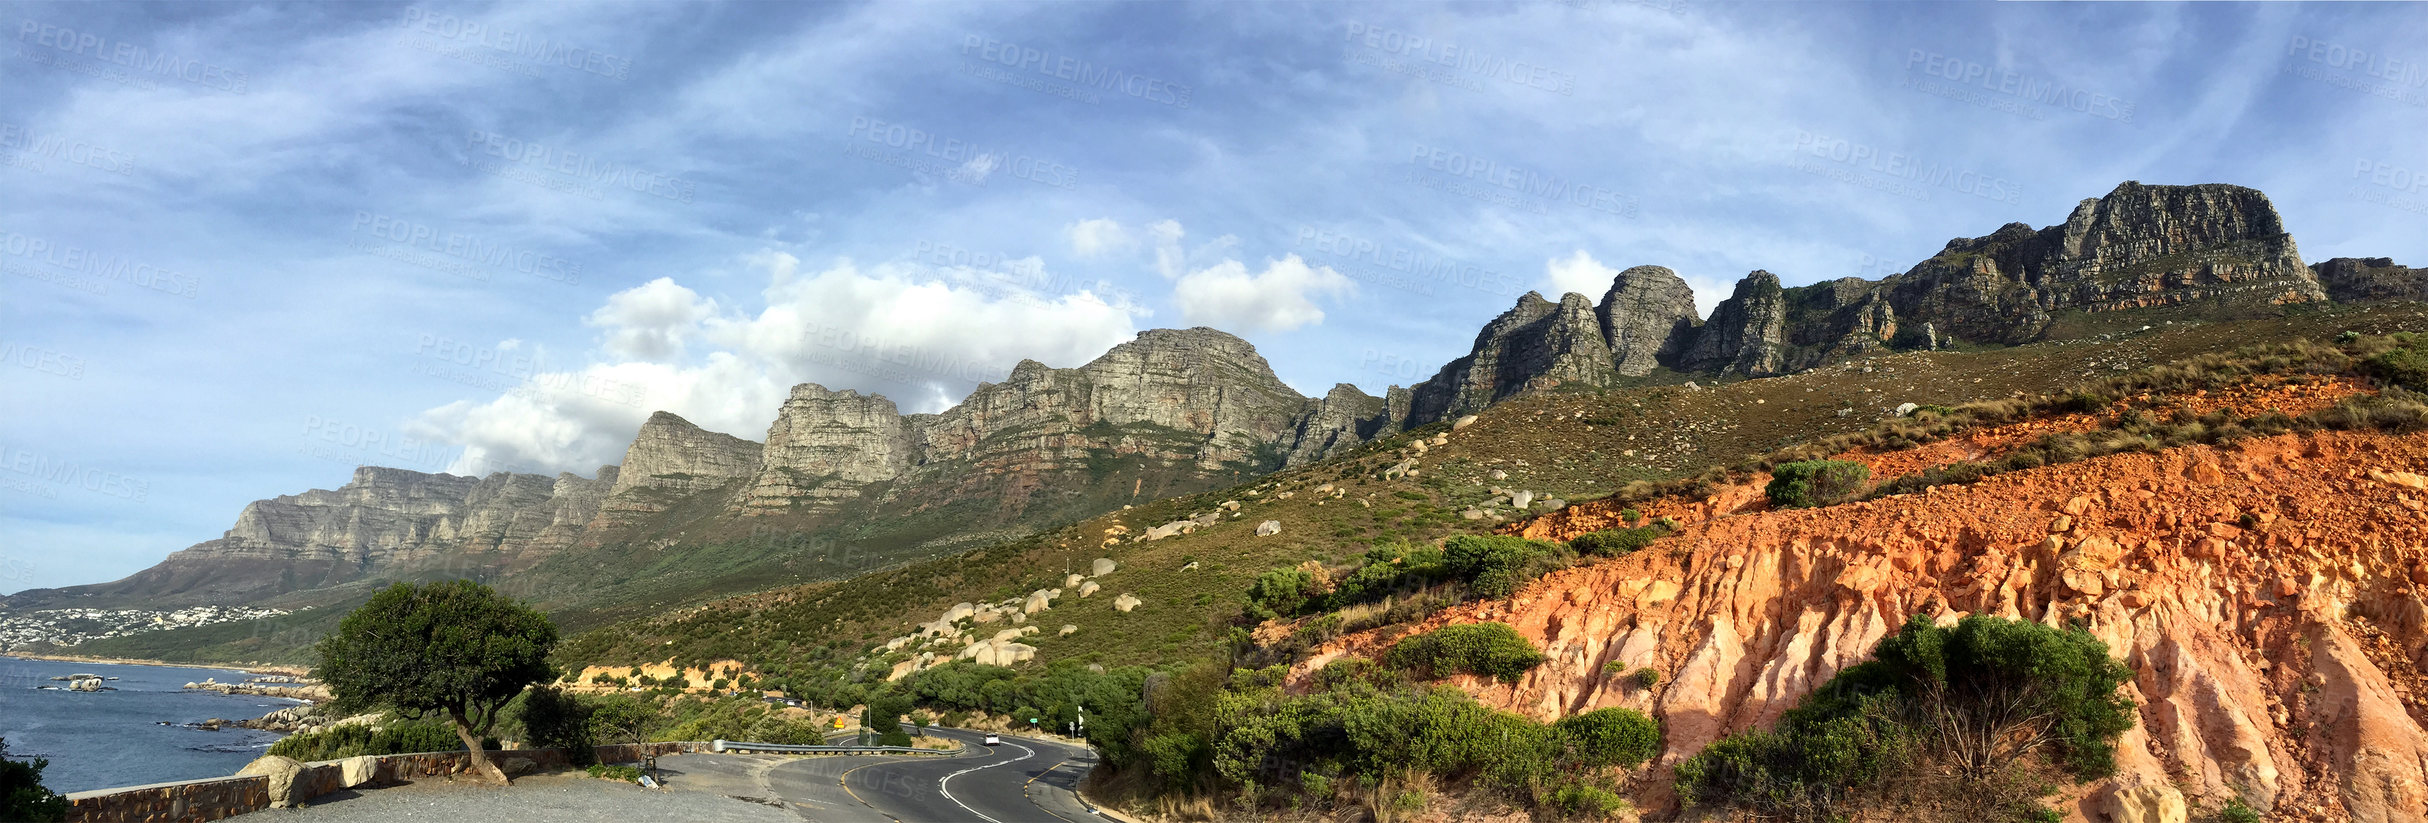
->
[1442,535,1562,598]
[1765,460,1871,509]
[586,763,644,783]
[1675,615,2135,823]
[268,717,467,761]
[2365,334,2428,390]
[1549,782,1630,818]
[2220,797,2262,823]
[1567,524,1668,558]
[1630,667,1661,690]
[1385,622,1547,684]
[1553,708,1662,769]
[1246,567,1318,620]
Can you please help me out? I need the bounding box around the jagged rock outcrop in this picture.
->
[2314,257,2427,303]
[1407,292,1617,424]
[1597,265,1702,377]
[1283,384,1388,467]
[740,385,914,513]
[1675,270,1789,376]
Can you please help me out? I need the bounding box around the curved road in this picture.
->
[655,728,1103,822]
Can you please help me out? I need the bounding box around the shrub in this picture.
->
[586,763,644,783]
[1675,615,2135,823]
[1568,524,1667,558]
[1549,782,1631,818]
[1554,708,1662,769]
[1630,667,1661,690]
[1442,535,1562,598]
[268,717,465,761]
[2220,797,2262,823]
[1765,461,1871,509]
[1619,508,1642,524]
[2364,335,2428,390]
[1246,567,1318,620]
[1385,622,1547,684]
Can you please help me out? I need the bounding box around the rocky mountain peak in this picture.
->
[604,411,763,499]
[740,382,915,514]
[1597,264,1701,377]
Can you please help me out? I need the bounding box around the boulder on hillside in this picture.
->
[1255,520,1282,537]
[1452,415,1478,430]
[1064,573,1085,589]
[1078,581,1101,598]
[1114,593,1142,613]
[1022,589,1055,614]
[1059,624,1078,636]
[1092,558,1117,576]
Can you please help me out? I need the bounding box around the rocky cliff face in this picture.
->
[1674,271,1790,376]
[740,385,914,513]
[1284,384,1389,467]
[585,412,763,535]
[1321,427,2428,823]
[2315,257,2427,303]
[5,464,617,609]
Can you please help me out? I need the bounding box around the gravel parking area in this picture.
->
[241,771,797,823]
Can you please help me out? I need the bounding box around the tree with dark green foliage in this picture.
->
[1553,708,1662,770]
[863,691,916,747]
[0,738,67,823]
[1765,460,1871,508]
[504,686,598,766]
[1385,622,1548,684]
[1245,567,1318,620]
[1674,614,2136,823]
[314,580,559,784]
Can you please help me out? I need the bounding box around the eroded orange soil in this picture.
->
[1310,425,2428,823]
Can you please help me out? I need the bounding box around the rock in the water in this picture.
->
[1255,520,1282,537]
[1113,593,1142,613]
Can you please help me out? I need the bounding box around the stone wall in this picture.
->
[64,775,267,823]
[64,742,710,823]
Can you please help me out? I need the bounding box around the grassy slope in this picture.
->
[552,301,2428,679]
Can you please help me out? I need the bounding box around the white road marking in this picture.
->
[938,734,1037,823]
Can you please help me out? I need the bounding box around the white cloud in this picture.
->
[1174,254,1354,334]
[1543,250,1617,302]
[586,277,718,361]
[412,251,1143,476]
[1066,218,1133,258]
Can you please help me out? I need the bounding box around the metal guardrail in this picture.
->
[709,738,950,755]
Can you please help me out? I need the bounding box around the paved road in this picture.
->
[655,728,1102,822]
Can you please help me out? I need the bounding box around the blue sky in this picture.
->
[4,0,2425,594]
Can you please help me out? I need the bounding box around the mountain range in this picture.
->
[11,180,2419,629]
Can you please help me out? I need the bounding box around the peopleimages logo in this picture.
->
[464,131,696,204]
[1790,130,2022,205]
[1406,144,1637,217]
[0,228,201,298]
[15,20,248,92]
[0,443,147,502]
[845,116,1078,190]
[351,211,582,284]
[397,7,633,81]
[958,36,1191,108]
[2288,36,2428,88]
[1902,50,2134,123]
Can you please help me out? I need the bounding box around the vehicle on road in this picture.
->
[983,734,1000,746]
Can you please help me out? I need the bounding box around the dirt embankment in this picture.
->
[1312,425,2428,823]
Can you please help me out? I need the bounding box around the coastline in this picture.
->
[1,651,310,678]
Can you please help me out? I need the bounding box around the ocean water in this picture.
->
[0,656,298,794]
